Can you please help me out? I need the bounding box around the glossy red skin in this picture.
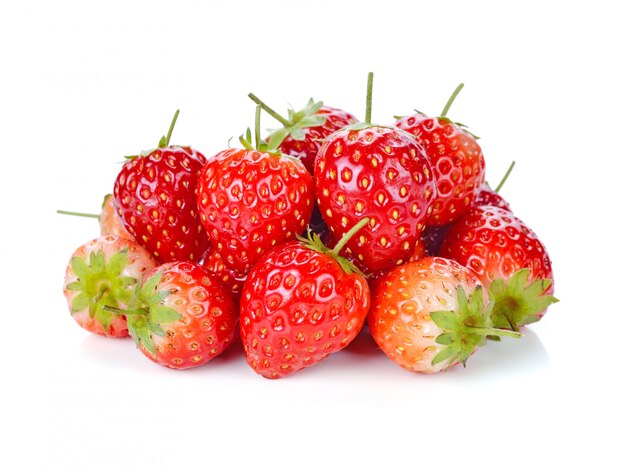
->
[196,148,314,274]
[278,106,358,175]
[474,186,512,211]
[439,205,554,309]
[139,262,238,369]
[315,126,435,275]
[201,247,247,301]
[113,146,209,263]
[395,114,486,226]
[240,240,371,379]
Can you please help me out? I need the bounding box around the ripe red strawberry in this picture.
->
[248,94,358,175]
[57,194,134,240]
[315,73,435,274]
[120,261,238,369]
[201,247,247,301]
[240,219,371,379]
[368,256,520,373]
[113,110,210,263]
[394,84,486,226]
[63,235,157,337]
[439,205,557,330]
[196,111,314,274]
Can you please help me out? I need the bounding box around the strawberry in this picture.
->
[248,94,358,175]
[200,247,247,302]
[57,194,134,240]
[117,261,238,369]
[63,235,157,337]
[240,218,371,379]
[113,110,210,263]
[439,205,557,330]
[394,83,486,226]
[315,73,435,274]
[368,256,520,373]
[196,107,314,274]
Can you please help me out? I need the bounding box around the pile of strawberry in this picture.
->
[60,74,557,378]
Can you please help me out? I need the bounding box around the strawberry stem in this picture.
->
[57,209,99,219]
[255,105,262,149]
[158,109,180,148]
[332,217,370,256]
[248,93,292,127]
[464,324,523,339]
[103,305,148,316]
[494,161,516,193]
[440,83,464,117]
[365,72,373,124]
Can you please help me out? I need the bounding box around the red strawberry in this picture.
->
[196,109,314,274]
[248,94,358,175]
[439,205,557,330]
[120,261,238,369]
[113,110,210,263]
[201,247,247,302]
[368,256,520,373]
[57,194,134,240]
[315,73,435,274]
[394,84,486,226]
[63,235,157,337]
[240,218,371,379]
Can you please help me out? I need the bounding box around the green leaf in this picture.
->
[140,271,162,300]
[65,281,84,292]
[71,293,90,313]
[150,305,181,324]
[70,257,90,280]
[107,249,128,277]
[148,322,165,337]
[268,128,290,149]
[90,250,105,274]
[290,127,306,141]
[430,310,457,332]
[435,333,456,346]
[431,346,455,366]
[94,305,112,333]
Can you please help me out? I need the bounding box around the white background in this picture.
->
[1,1,624,470]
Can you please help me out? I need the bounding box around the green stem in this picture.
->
[465,325,523,339]
[494,161,516,193]
[440,83,464,117]
[248,93,292,127]
[332,217,370,256]
[365,72,373,124]
[254,105,262,149]
[164,109,180,147]
[57,209,99,219]
[103,305,148,317]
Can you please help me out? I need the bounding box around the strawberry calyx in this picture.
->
[239,105,285,158]
[65,248,137,332]
[248,93,326,149]
[106,271,181,355]
[488,268,559,331]
[430,285,522,369]
[125,109,181,160]
[297,217,370,277]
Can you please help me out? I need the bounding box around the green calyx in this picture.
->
[488,268,559,331]
[248,93,327,150]
[430,286,522,369]
[297,217,370,277]
[125,109,180,160]
[66,249,137,332]
[239,105,284,157]
[107,271,181,356]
